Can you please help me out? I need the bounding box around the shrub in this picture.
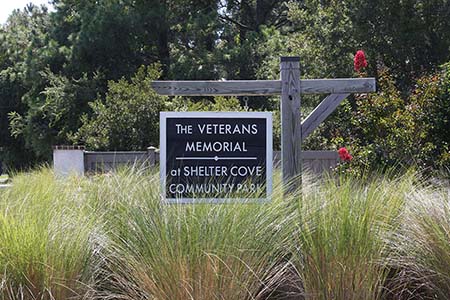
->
[72,65,166,150]
[1,167,449,300]
[343,64,450,176]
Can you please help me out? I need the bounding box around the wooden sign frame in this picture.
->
[153,56,376,195]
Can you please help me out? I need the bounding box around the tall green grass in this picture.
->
[81,168,297,300]
[0,168,96,300]
[291,173,414,300]
[387,181,450,299]
[0,167,448,300]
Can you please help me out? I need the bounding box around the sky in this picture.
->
[0,0,53,24]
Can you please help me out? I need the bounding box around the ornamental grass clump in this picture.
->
[2,166,449,300]
[387,180,450,299]
[292,172,414,300]
[0,168,97,300]
[87,168,297,300]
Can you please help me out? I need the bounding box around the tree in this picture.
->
[72,65,166,150]
[2,0,450,172]
[350,0,450,89]
[285,0,450,168]
[286,0,450,90]
[0,4,54,167]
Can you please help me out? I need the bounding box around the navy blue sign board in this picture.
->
[160,112,273,203]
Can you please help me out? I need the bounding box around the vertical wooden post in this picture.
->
[280,57,302,192]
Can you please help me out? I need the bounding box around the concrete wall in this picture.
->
[53,146,339,176]
[53,146,85,176]
[84,147,157,173]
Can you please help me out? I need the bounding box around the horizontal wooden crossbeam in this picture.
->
[152,80,279,96]
[152,78,376,96]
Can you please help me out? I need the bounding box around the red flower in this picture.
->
[354,50,368,72]
[338,147,353,162]
[338,147,348,157]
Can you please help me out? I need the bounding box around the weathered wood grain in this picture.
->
[301,78,375,94]
[151,78,375,96]
[280,57,302,191]
[301,93,350,140]
[302,150,339,160]
[151,80,281,96]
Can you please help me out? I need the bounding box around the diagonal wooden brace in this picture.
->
[301,93,350,141]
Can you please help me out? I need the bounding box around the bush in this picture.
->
[89,168,295,300]
[72,65,166,150]
[331,64,450,176]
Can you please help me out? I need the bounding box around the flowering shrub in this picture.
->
[305,51,449,177]
[354,50,368,72]
[344,65,450,176]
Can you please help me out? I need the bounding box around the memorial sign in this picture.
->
[160,112,273,203]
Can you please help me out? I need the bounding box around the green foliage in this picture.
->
[285,0,450,172]
[350,0,450,87]
[348,70,415,172]
[72,65,166,150]
[40,71,101,140]
[287,1,356,79]
[167,95,243,112]
[0,4,53,167]
[1,0,450,173]
[287,0,450,88]
[408,63,450,169]
[341,65,450,175]
[8,71,101,159]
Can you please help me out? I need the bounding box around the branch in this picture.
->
[269,4,289,27]
[274,18,289,29]
[218,14,253,31]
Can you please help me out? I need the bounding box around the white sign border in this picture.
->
[160,111,273,204]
